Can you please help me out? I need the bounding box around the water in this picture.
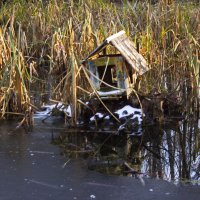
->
[55,119,200,185]
[0,116,200,200]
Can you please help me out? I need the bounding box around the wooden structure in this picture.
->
[82,31,149,98]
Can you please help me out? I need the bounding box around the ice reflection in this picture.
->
[55,119,199,184]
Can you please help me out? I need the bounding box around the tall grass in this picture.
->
[0,15,32,125]
[0,0,199,124]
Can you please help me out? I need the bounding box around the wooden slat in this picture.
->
[111,36,148,75]
[111,40,138,70]
[113,34,148,72]
[123,38,147,71]
[91,56,123,67]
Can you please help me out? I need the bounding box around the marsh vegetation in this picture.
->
[0,0,199,183]
[0,0,199,122]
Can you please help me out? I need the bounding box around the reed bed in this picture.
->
[0,15,32,125]
[0,0,199,124]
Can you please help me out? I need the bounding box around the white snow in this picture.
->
[115,105,142,119]
[63,105,72,117]
[192,154,200,169]
[90,113,104,121]
[118,124,125,131]
[130,130,143,136]
[131,114,143,124]
[98,89,125,97]
[34,103,72,117]
[34,105,53,116]
[104,115,110,120]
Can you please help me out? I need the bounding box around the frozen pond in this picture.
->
[0,116,200,200]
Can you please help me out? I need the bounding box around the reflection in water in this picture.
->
[55,119,200,184]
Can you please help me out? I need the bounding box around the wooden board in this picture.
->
[90,56,123,67]
[110,34,149,75]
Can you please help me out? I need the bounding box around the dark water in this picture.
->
[0,117,200,200]
[55,119,200,185]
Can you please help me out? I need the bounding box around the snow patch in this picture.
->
[98,89,125,97]
[104,115,110,120]
[90,113,104,121]
[115,105,142,119]
[34,103,72,117]
[131,114,143,124]
[63,105,72,117]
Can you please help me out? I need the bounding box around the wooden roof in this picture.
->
[83,31,149,75]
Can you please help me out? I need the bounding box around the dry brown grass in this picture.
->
[0,0,199,123]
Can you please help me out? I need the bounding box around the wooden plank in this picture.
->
[88,61,100,90]
[82,40,109,62]
[111,40,135,65]
[91,56,123,67]
[114,37,139,63]
[111,37,148,75]
[112,34,148,73]
[123,38,147,71]
[106,30,126,42]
